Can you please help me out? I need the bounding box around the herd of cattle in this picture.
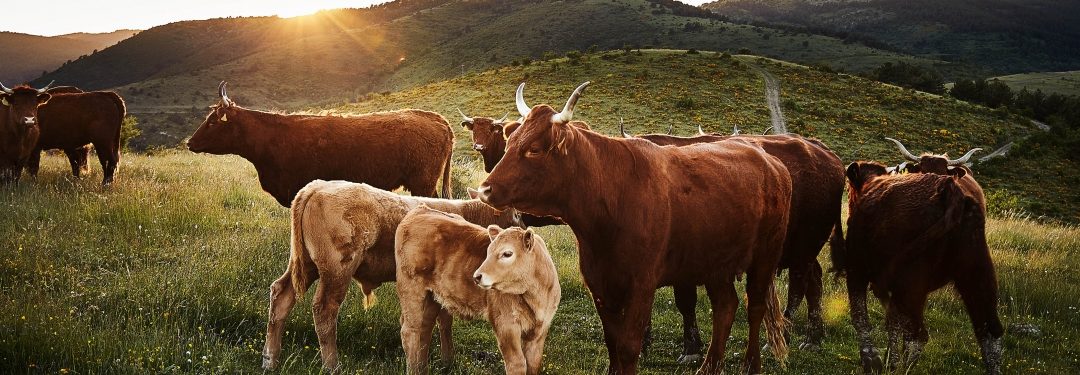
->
[0,80,1004,374]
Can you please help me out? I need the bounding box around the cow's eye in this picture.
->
[501,251,513,258]
[525,147,543,157]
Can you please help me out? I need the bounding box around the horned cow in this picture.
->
[0,81,52,183]
[477,82,792,374]
[262,180,522,371]
[188,82,454,206]
[840,144,1002,374]
[396,206,560,375]
[30,89,126,185]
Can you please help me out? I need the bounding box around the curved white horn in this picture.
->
[551,81,590,124]
[730,125,740,136]
[884,137,920,162]
[977,142,1013,163]
[0,81,12,94]
[219,81,233,107]
[496,112,510,123]
[761,126,774,135]
[947,147,983,166]
[699,125,707,136]
[515,82,531,118]
[37,80,55,93]
[619,118,629,138]
[457,108,473,123]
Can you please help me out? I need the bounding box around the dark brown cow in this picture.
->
[477,82,793,374]
[188,82,454,206]
[0,81,52,183]
[622,129,845,360]
[885,137,986,210]
[840,155,1002,375]
[27,90,126,185]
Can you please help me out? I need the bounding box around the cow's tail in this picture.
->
[828,209,846,277]
[764,280,789,366]
[289,184,317,299]
[439,150,453,199]
[108,92,127,169]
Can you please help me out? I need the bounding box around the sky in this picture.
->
[2,1,715,36]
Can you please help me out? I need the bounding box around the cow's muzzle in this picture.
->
[23,117,36,126]
[473,143,486,151]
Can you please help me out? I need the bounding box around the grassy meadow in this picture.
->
[991,71,1080,97]
[2,148,1079,374]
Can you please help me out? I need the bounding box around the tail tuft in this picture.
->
[764,282,790,367]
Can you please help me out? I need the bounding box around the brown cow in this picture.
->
[620,128,845,359]
[0,81,52,183]
[188,82,454,206]
[477,82,793,374]
[840,159,1002,375]
[396,206,560,375]
[28,90,126,185]
[884,137,986,210]
[263,180,521,371]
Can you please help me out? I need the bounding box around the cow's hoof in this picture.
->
[860,352,883,374]
[677,354,703,364]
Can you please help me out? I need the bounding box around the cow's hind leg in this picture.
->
[312,275,350,372]
[847,272,881,374]
[399,285,440,375]
[94,142,119,186]
[804,260,826,347]
[783,262,808,343]
[674,284,703,364]
[885,287,929,373]
[697,279,737,375]
[263,269,313,370]
[955,258,1004,375]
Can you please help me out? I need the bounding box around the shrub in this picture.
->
[737,47,752,55]
[686,49,699,54]
[121,115,141,150]
[871,61,944,94]
[674,96,695,110]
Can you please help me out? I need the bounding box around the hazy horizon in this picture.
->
[4,0,716,36]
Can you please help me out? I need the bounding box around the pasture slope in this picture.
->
[991,71,1080,98]
[2,50,1079,373]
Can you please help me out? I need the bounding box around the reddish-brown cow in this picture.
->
[840,153,1002,375]
[477,82,793,374]
[28,89,126,185]
[0,81,52,183]
[188,82,454,206]
[620,129,845,359]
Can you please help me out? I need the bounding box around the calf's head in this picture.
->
[459,109,514,172]
[188,81,242,154]
[473,225,549,294]
[477,82,590,214]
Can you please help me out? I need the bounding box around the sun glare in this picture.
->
[274,4,324,18]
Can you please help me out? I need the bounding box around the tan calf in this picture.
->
[395,206,560,375]
[262,180,522,371]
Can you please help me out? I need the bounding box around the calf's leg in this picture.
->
[312,275,350,372]
[523,331,549,375]
[494,322,527,375]
[399,288,440,375]
[436,308,455,361]
[263,269,313,369]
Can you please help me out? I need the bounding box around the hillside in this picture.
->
[326,49,1075,222]
[992,71,1080,97]
[700,0,1080,75]
[28,0,962,148]
[0,30,136,84]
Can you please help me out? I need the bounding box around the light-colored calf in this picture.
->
[396,206,560,375]
[262,180,522,371]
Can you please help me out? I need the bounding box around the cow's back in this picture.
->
[396,208,490,319]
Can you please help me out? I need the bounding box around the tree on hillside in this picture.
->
[871,61,945,94]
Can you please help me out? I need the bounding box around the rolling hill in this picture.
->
[321,49,1074,222]
[0,30,136,84]
[27,0,964,149]
[992,71,1080,97]
[700,0,1080,75]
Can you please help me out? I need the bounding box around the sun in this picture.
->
[273,4,326,18]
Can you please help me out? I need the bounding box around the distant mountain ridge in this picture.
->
[700,0,1080,74]
[0,29,137,84]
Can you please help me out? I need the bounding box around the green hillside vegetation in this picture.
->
[29,0,963,149]
[992,71,1080,98]
[701,0,1080,75]
[327,50,1074,221]
[0,30,137,84]
[2,125,1078,374]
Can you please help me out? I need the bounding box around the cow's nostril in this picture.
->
[473,274,483,284]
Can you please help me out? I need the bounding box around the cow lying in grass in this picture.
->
[396,205,560,375]
[262,180,523,371]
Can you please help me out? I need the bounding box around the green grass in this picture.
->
[2,147,1079,374]
[991,71,1080,97]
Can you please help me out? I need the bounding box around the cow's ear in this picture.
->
[947,166,967,179]
[1,94,9,107]
[36,93,51,105]
[503,122,521,140]
[467,187,479,199]
[523,228,534,252]
[846,162,864,191]
[487,224,502,241]
[461,121,473,130]
[903,163,920,174]
[492,123,503,134]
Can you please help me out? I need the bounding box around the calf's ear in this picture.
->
[523,228,534,252]
[487,225,502,241]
